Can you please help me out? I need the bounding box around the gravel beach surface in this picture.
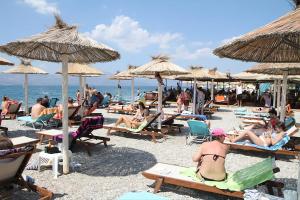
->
[2,105,299,200]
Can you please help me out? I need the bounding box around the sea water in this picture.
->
[0,85,156,108]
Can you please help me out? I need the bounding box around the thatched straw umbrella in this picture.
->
[0,15,120,173]
[213,1,300,194]
[112,65,138,103]
[109,71,132,101]
[246,63,300,120]
[0,57,14,66]
[2,59,48,114]
[176,66,227,112]
[131,55,189,128]
[56,63,104,104]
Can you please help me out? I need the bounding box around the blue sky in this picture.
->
[0,0,294,85]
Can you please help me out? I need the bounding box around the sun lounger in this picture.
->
[226,125,300,157]
[2,102,22,119]
[161,114,184,133]
[186,120,211,145]
[17,113,56,130]
[142,158,283,199]
[55,115,109,156]
[103,113,167,143]
[0,145,53,200]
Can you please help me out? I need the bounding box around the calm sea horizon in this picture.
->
[0,85,158,107]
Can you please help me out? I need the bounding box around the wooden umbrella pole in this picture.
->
[280,71,288,121]
[79,75,84,116]
[24,74,29,115]
[193,78,196,114]
[131,78,135,104]
[211,79,214,101]
[158,81,162,129]
[62,56,70,174]
[276,80,281,111]
[273,79,277,108]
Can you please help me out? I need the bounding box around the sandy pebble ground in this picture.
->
[1,104,299,200]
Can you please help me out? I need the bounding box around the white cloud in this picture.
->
[22,0,60,15]
[221,35,242,45]
[85,15,182,52]
[171,45,213,60]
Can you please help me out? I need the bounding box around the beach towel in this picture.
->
[234,108,247,113]
[180,158,274,191]
[127,120,148,133]
[235,135,290,151]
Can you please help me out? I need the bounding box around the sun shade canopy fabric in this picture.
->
[246,63,300,75]
[56,63,103,75]
[131,55,189,76]
[213,6,300,63]
[0,16,120,63]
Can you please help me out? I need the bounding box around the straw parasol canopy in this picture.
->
[2,59,48,115]
[231,71,281,82]
[0,15,120,174]
[0,57,14,66]
[131,55,189,76]
[2,59,47,74]
[214,1,300,63]
[56,63,104,76]
[132,55,188,127]
[0,16,120,63]
[246,63,300,75]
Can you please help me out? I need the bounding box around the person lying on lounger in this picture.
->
[192,128,229,181]
[115,102,149,129]
[243,108,280,131]
[231,122,287,147]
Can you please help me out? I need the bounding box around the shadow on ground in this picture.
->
[77,146,157,177]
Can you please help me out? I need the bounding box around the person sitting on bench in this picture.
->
[192,128,229,181]
[115,102,149,129]
[231,122,287,147]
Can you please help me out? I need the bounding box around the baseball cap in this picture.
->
[211,128,227,137]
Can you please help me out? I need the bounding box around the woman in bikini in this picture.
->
[115,102,148,129]
[192,128,229,181]
[231,122,287,147]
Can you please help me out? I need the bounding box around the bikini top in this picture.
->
[196,153,226,172]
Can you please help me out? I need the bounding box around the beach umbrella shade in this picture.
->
[213,1,300,195]
[0,57,14,66]
[112,65,138,103]
[246,62,300,120]
[176,66,227,113]
[131,55,189,128]
[0,15,120,174]
[56,63,104,106]
[2,59,48,114]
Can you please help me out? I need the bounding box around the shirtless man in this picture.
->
[193,128,229,181]
[31,98,45,119]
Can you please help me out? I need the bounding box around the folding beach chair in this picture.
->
[186,120,211,145]
[17,113,56,130]
[103,113,167,143]
[142,158,283,199]
[48,98,59,108]
[56,115,109,156]
[0,145,53,200]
